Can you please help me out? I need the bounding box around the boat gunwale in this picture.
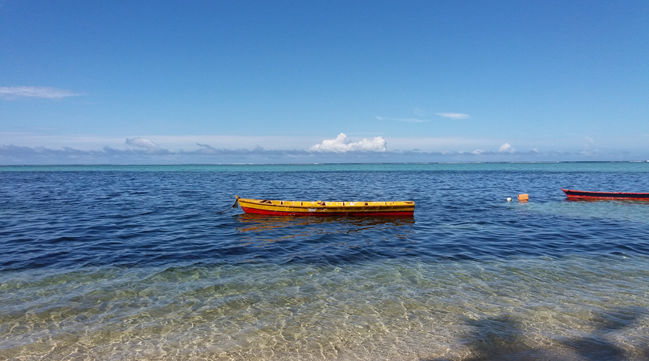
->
[235,197,415,215]
[561,188,649,196]
[237,197,415,211]
[561,188,649,200]
[239,206,414,217]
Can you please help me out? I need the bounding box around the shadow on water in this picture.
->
[427,306,649,361]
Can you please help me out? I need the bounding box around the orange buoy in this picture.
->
[518,193,529,201]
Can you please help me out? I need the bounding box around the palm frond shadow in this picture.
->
[425,306,649,361]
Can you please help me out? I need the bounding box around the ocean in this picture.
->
[1,163,649,360]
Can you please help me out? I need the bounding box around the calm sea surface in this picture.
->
[1,163,649,360]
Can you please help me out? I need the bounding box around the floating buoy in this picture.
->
[506,197,512,202]
[518,194,529,201]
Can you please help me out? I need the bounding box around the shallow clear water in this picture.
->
[1,163,649,360]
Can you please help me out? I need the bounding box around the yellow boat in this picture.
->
[234,196,415,217]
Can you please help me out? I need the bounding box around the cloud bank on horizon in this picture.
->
[2,133,639,165]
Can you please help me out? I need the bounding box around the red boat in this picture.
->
[562,188,649,201]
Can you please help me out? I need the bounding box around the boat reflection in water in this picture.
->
[235,213,415,245]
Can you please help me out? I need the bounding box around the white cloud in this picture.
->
[471,149,486,155]
[413,108,427,116]
[376,116,425,123]
[437,113,471,120]
[309,133,387,152]
[125,137,165,154]
[582,136,596,155]
[499,143,516,153]
[0,86,82,99]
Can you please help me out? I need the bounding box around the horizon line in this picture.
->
[1,160,649,167]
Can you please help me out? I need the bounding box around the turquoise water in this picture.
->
[1,163,649,360]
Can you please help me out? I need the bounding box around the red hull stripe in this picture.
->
[240,206,414,217]
[565,195,649,201]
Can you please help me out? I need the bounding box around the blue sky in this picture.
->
[1,0,648,164]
